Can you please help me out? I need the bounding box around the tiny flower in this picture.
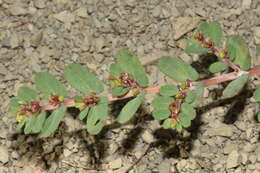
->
[16,112,26,123]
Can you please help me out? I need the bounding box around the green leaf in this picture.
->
[256,44,260,56]
[116,50,149,87]
[185,90,196,104]
[86,98,108,134]
[40,106,66,137]
[17,122,25,130]
[117,92,146,123]
[79,107,90,120]
[18,86,39,102]
[35,72,68,98]
[24,116,37,134]
[253,88,260,102]
[179,113,191,128]
[191,82,204,106]
[198,21,222,46]
[109,63,123,78]
[64,64,104,94]
[152,110,170,120]
[162,119,177,129]
[151,96,175,111]
[257,112,260,122]
[112,87,130,97]
[209,62,228,73]
[9,98,21,116]
[157,56,199,82]
[185,38,209,54]
[227,35,251,70]
[32,111,46,133]
[181,103,196,120]
[175,123,183,132]
[223,74,249,98]
[159,85,179,97]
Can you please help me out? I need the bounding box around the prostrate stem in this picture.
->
[42,66,260,111]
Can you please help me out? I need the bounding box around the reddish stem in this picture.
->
[41,66,260,111]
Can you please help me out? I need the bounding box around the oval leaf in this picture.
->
[117,92,146,123]
[185,90,196,104]
[253,88,260,102]
[116,50,149,87]
[35,72,68,98]
[79,107,90,120]
[109,63,123,78]
[24,116,37,134]
[223,74,249,98]
[159,85,179,97]
[181,103,196,120]
[40,106,66,137]
[9,98,21,116]
[209,62,228,73]
[191,82,204,106]
[86,98,108,134]
[32,111,46,133]
[112,87,130,97]
[179,113,191,128]
[18,86,39,102]
[227,35,251,70]
[185,38,209,54]
[64,64,104,94]
[152,109,171,120]
[157,56,199,82]
[151,96,175,111]
[198,21,222,46]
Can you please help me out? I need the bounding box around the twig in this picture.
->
[125,144,153,173]
[41,65,260,111]
[62,160,105,171]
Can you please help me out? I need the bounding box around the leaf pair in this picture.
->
[109,50,149,97]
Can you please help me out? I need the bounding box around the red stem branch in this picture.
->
[42,66,260,111]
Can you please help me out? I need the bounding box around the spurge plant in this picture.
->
[9,21,260,137]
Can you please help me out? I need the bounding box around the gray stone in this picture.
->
[34,0,46,9]
[0,64,7,75]
[243,143,256,152]
[30,32,43,47]
[54,11,75,24]
[173,17,200,40]
[76,8,87,18]
[205,125,233,137]
[158,159,171,173]
[0,145,9,164]
[223,142,238,154]
[254,27,260,44]
[226,150,240,169]
[141,130,155,144]
[109,158,122,169]
[242,0,252,9]
[9,5,28,16]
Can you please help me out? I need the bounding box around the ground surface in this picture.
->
[0,0,260,173]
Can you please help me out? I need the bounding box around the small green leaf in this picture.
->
[116,50,149,87]
[86,98,108,134]
[151,96,175,111]
[152,110,170,120]
[227,35,251,70]
[17,122,25,130]
[198,21,222,46]
[185,38,209,54]
[257,112,260,122]
[64,64,104,94]
[112,87,130,97]
[79,107,90,120]
[32,111,46,133]
[109,63,123,78]
[162,119,177,129]
[185,90,196,104]
[157,56,199,82]
[175,123,183,132]
[181,103,196,120]
[179,113,191,128]
[18,86,39,102]
[223,74,249,98]
[117,92,146,123]
[191,82,204,106]
[9,98,21,116]
[209,62,228,73]
[256,44,260,56]
[253,88,260,102]
[24,116,37,134]
[35,72,68,98]
[40,106,66,137]
[159,85,179,97]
